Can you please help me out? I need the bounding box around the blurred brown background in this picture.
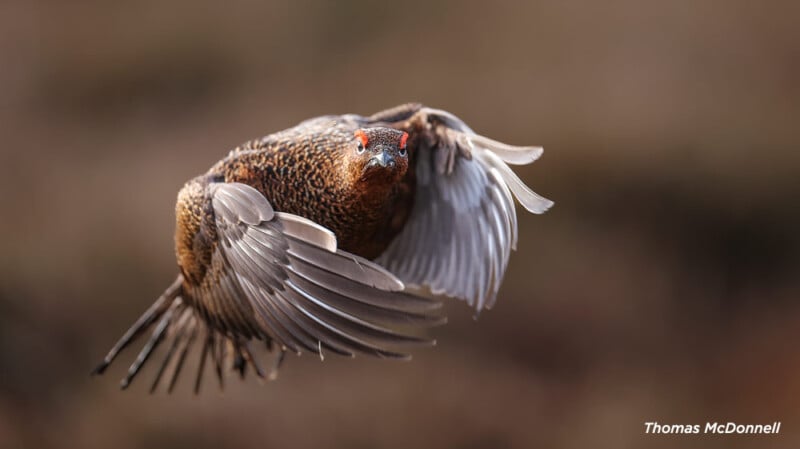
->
[1,1,799,448]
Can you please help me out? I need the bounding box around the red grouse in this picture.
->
[93,104,553,392]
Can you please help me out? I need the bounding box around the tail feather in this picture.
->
[92,275,279,394]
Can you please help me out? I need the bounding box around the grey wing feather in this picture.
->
[375,107,553,311]
[207,182,443,359]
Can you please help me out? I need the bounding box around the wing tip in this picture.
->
[511,145,544,164]
[526,197,555,215]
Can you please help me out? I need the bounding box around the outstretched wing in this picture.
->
[374,106,553,312]
[200,182,444,359]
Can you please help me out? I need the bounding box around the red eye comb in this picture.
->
[354,130,369,147]
[399,132,409,149]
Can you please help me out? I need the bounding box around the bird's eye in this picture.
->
[354,130,368,154]
[398,132,409,157]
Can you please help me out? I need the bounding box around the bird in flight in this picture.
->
[92,103,553,393]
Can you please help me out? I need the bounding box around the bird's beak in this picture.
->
[368,146,395,168]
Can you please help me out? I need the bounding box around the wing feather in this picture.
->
[195,182,442,359]
[375,107,553,311]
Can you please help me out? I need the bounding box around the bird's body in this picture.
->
[93,104,553,392]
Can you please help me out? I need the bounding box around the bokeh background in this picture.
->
[1,1,799,448]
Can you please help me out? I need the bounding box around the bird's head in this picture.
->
[342,127,409,185]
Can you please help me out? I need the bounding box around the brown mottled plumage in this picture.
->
[93,103,553,393]
[210,123,413,258]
